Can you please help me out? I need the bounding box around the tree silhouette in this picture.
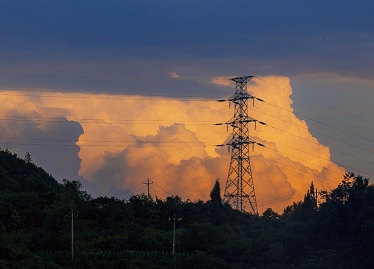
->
[210,179,222,208]
[209,179,223,224]
[24,152,32,163]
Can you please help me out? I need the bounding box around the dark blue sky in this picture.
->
[1,0,374,84]
[1,0,374,197]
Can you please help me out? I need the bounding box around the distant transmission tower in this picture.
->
[222,76,263,214]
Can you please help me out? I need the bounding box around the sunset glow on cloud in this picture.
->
[0,76,345,212]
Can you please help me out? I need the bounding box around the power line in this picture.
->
[215,92,374,163]
[215,109,374,169]
[150,186,166,200]
[254,76,374,127]
[257,192,306,207]
[3,86,373,152]
[263,146,345,178]
[0,142,217,148]
[118,184,148,200]
[249,106,374,156]
[2,113,372,169]
[2,116,373,173]
[0,137,217,143]
[263,101,374,145]
[257,178,347,208]
[291,102,374,134]
[3,83,373,150]
[117,181,172,200]
[2,119,373,173]
[1,77,371,204]
[3,130,373,177]
[2,74,373,129]
[265,125,374,166]
[0,91,216,101]
[115,182,144,198]
[0,88,226,101]
[0,72,187,80]
[264,157,341,185]
[0,116,220,125]
[292,91,374,127]
[0,68,224,78]
[153,182,173,197]
[243,154,342,208]
[249,130,374,177]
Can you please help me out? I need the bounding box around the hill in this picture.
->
[0,149,374,268]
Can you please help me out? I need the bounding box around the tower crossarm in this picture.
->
[229,76,254,84]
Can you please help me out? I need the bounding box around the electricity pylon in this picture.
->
[223,76,261,214]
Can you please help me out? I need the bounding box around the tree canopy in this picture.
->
[0,149,373,268]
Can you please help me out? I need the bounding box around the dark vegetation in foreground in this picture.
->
[1,149,374,268]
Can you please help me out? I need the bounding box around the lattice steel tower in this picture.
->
[223,76,258,214]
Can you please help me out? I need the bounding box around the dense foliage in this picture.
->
[0,149,374,268]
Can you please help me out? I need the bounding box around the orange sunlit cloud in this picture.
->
[0,76,345,213]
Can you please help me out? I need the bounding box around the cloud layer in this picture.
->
[0,93,85,185]
[0,76,345,212]
[2,0,374,87]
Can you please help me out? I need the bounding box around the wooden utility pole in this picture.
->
[71,210,74,261]
[143,179,153,199]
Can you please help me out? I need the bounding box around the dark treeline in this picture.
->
[0,149,374,268]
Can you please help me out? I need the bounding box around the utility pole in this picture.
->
[173,214,176,258]
[71,210,74,261]
[221,76,264,214]
[143,178,153,199]
[169,214,182,260]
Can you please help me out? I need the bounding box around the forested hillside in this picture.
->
[0,149,374,268]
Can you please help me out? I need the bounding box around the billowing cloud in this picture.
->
[0,94,84,183]
[89,124,226,200]
[211,76,234,88]
[0,76,346,213]
[169,72,180,78]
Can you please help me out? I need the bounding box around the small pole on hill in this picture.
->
[173,214,176,259]
[143,178,153,199]
[71,210,74,261]
[169,214,182,260]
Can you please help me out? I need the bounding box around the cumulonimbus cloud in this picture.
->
[0,76,345,213]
